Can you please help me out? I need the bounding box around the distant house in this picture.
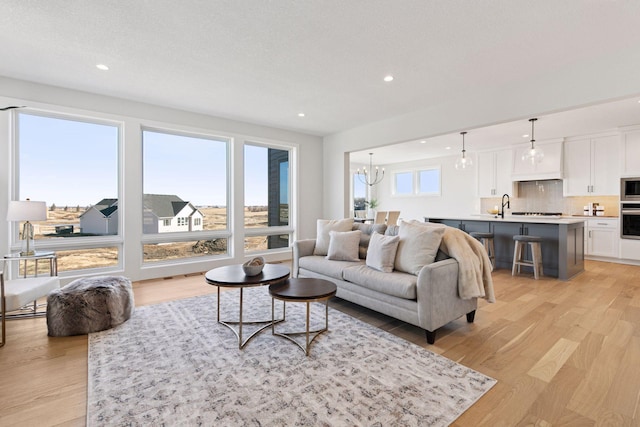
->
[79,198,119,235]
[143,194,204,234]
[80,195,204,235]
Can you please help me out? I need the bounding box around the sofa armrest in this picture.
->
[292,239,316,278]
[415,258,477,332]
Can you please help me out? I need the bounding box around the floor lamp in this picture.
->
[6,200,48,256]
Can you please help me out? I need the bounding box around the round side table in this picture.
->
[268,278,337,356]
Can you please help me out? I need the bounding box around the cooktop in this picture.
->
[511,212,564,216]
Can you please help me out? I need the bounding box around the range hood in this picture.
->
[511,139,563,182]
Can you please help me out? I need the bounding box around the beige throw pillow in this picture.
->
[314,218,354,256]
[366,232,400,273]
[326,230,361,261]
[394,220,445,275]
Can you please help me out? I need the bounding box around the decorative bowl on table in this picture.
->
[487,209,499,215]
[242,257,265,276]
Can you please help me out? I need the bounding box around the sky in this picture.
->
[17,113,281,207]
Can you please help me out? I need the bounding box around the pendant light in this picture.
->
[357,153,385,186]
[454,131,473,170]
[522,118,544,164]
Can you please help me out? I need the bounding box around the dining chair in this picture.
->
[374,211,387,224]
[386,211,400,226]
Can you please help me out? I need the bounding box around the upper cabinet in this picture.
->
[477,149,514,197]
[511,140,563,181]
[563,134,619,196]
[621,128,640,177]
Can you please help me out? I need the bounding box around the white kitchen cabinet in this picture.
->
[620,239,640,261]
[477,149,514,197]
[511,140,563,181]
[585,218,619,258]
[621,129,640,176]
[564,134,620,196]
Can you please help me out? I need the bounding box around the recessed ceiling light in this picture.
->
[383,75,394,82]
[298,112,305,117]
[445,146,451,150]
[522,134,529,138]
[96,64,109,71]
[420,140,427,144]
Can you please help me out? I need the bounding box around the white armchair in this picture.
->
[1,261,60,347]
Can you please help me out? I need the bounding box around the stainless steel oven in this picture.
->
[621,177,640,202]
[621,203,640,239]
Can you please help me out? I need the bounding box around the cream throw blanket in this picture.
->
[417,221,496,303]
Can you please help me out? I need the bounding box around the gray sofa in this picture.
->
[293,223,478,344]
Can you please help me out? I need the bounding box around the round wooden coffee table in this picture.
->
[205,264,290,349]
[268,278,337,356]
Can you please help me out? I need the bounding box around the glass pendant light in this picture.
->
[454,131,473,170]
[522,118,544,164]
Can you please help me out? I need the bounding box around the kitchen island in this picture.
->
[425,215,586,280]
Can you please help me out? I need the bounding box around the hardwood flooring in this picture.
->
[1,260,639,426]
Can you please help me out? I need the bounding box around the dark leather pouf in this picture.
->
[46,276,134,337]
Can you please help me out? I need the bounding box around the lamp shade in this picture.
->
[6,200,47,221]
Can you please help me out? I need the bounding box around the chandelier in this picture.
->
[357,153,385,187]
[454,131,473,170]
[522,118,544,164]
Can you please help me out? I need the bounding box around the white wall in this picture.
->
[0,77,323,281]
[376,154,480,222]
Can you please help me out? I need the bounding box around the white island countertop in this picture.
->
[427,214,587,225]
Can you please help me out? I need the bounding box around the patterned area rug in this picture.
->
[88,287,495,426]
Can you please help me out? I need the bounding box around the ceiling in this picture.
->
[350,96,640,164]
[1,1,640,142]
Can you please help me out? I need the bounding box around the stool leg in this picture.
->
[512,242,521,276]
[533,242,543,279]
[487,238,495,269]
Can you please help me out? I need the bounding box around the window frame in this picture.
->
[243,140,296,253]
[140,125,232,265]
[11,108,124,276]
[390,165,442,198]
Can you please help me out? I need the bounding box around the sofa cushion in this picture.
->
[313,218,354,256]
[327,230,361,261]
[352,222,387,259]
[343,265,417,300]
[299,255,365,280]
[366,232,400,273]
[394,220,445,275]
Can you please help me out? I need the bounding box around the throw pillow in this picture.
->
[394,220,445,275]
[326,230,361,261]
[366,232,400,273]
[314,218,354,256]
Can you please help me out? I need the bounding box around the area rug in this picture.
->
[87,287,495,426]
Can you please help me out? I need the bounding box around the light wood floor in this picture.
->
[1,260,639,426]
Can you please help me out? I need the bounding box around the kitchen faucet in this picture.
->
[501,194,510,219]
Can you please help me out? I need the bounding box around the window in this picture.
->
[393,171,413,195]
[391,167,441,197]
[353,172,366,211]
[14,112,120,274]
[244,143,292,250]
[142,129,230,263]
[418,167,441,195]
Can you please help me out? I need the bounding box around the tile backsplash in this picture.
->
[481,179,620,216]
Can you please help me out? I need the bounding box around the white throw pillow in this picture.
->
[326,230,361,261]
[394,220,445,275]
[314,218,354,256]
[366,232,400,273]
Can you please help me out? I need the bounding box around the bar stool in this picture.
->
[469,231,495,269]
[512,235,544,279]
